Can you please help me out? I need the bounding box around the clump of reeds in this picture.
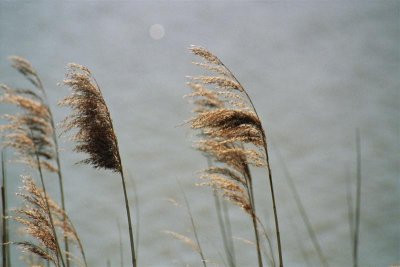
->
[2,56,70,266]
[186,45,283,267]
[12,175,86,267]
[59,63,136,267]
[0,80,67,266]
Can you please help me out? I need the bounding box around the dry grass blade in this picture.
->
[163,230,200,253]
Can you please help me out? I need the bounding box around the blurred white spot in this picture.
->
[149,24,165,40]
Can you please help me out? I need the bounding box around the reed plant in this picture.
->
[59,63,137,267]
[185,45,283,267]
[0,81,66,266]
[11,175,86,266]
[2,56,71,266]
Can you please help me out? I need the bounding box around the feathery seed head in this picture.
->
[9,56,43,90]
[186,46,268,218]
[13,176,84,263]
[59,63,122,172]
[189,45,222,65]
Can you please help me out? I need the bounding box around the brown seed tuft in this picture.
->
[59,63,122,172]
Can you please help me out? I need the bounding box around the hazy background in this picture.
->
[0,1,399,266]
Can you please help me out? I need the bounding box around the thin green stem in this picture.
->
[354,130,361,267]
[255,217,276,267]
[262,140,283,267]
[120,170,136,267]
[221,199,236,266]
[345,167,355,266]
[272,140,327,267]
[1,150,8,267]
[287,215,312,267]
[178,181,207,267]
[213,191,236,267]
[65,215,87,267]
[127,170,140,263]
[117,219,124,267]
[51,118,69,267]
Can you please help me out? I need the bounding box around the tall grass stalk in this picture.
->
[117,219,124,267]
[127,170,140,262]
[255,217,275,266]
[213,192,236,267]
[60,64,136,267]
[272,140,327,267]
[345,166,355,266]
[287,215,312,267]
[178,181,207,267]
[353,130,361,267]
[221,199,235,265]
[120,170,137,267]
[1,149,9,267]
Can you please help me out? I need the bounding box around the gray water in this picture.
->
[0,1,398,267]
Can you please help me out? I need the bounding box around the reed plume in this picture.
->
[0,85,56,171]
[12,175,86,267]
[186,45,283,267]
[59,63,136,267]
[3,56,71,265]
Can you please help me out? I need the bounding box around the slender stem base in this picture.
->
[120,171,136,267]
[353,130,361,267]
[264,140,283,267]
